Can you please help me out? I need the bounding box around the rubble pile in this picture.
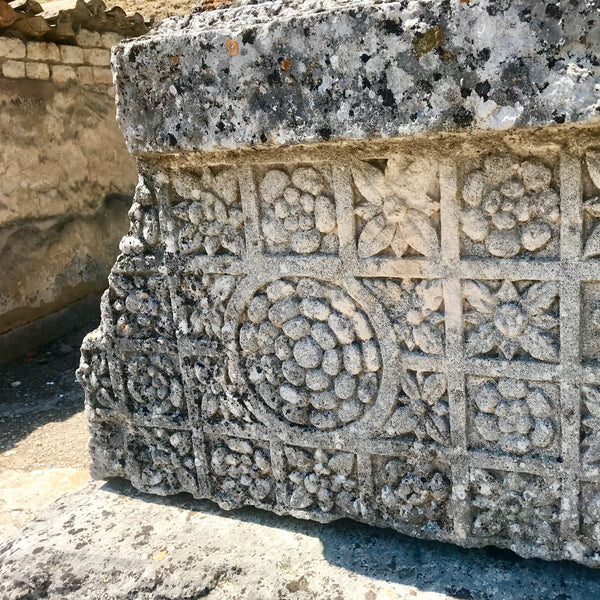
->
[0,0,149,42]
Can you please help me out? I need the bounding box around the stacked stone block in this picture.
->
[77,0,600,569]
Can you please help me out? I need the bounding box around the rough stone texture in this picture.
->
[0,75,136,335]
[81,0,600,570]
[1,58,24,77]
[113,0,600,154]
[50,63,76,82]
[79,124,600,568]
[3,478,600,600]
[59,44,84,64]
[26,42,61,63]
[0,37,25,59]
[24,60,50,79]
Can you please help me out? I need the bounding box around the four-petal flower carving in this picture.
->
[383,371,450,446]
[352,160,439,258]
[364,278,445,355]
[463,280,559,362]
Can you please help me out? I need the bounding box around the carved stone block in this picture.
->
[78,0,600,567]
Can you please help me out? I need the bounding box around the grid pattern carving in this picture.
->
[78,148,600,564]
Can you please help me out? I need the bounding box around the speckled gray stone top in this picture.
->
[113,0,600,154]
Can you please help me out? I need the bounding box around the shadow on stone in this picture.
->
[99,477,600,600]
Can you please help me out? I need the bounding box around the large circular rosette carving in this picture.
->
[223,277,396,433]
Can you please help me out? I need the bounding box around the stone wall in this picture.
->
[0,32,117,85]
[0,29,137,346]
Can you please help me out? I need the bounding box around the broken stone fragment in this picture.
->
[0,0,17,27]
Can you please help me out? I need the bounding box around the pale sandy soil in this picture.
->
[102,0,197,19]
[40,0,198,19]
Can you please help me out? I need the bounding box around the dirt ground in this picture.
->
[0,317,98,539]
[41,0,198,20]
[116,0,197,18]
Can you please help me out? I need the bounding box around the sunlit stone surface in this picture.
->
[78,0,600,567]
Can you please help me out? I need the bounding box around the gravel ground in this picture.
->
[0,318,94,467]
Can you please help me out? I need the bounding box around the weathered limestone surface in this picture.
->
[114,0,600,153]
[0,0,154,342]
[3,478,600,600]
[0,25,139,337]
[0,75,135,335]
[80,0,600,568]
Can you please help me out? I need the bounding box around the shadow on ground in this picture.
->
[2,309,599,599]
[0,314,97,454]
[101,477,600,600]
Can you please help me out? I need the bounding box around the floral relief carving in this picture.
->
[470,470,561,547]
[352,159,440,258]
[119,174,163,256]
[463,280,559,363]
[209,437,274,508]
[284,446,360,516]
[124,352,186,424]
[82,136,600,565]
[382,371,450,447]
[583,149,600,258]
[375,451,452,533]
[238,278,381,431]
[461,156,559,258]
[259,166,338,254]
[363,278,445,355]
[177,273,238,341]
[467,377,559,457]
[171,168,244,256]
[109,272,174,339]
[125,427,198,496]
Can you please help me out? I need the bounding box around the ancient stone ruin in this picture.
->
[78,0,600,567]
